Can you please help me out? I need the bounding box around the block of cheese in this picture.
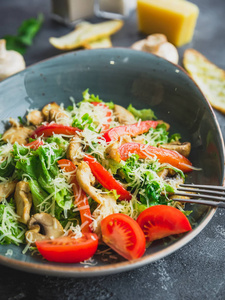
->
[137,0,199,47]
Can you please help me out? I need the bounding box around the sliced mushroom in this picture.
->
[41,102,60,121]
[0,181,17,202]
[25,212,64,245]
[76,161,107,204]
[2,120,33,145]
[113,104,136,125]
[48,107,70,125]
[14,181,32,224]
[66,135,83,165]
[26,110,44,126]
[159,142,191,158]
[105,142,121,162]
[25,224,46,245]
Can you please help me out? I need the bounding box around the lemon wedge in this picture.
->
[183,49,225,114]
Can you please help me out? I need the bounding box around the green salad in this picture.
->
[0,90,192,262]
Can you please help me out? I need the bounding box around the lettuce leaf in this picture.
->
[127,104,156,120]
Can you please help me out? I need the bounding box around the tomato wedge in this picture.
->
[101,213,146,260]
[103,121,159,142]
[136,205,192,245]
[58,159,92,233]
[118,143,192,173]
[25,139,44,149]
[83,154,132,201]
[36,233,98,263]
[91,102,112,132]
[30,123,81,138]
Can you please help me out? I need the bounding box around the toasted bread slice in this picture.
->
[49,20,123,50]
[83,37,112,49]
[183,49,225,113]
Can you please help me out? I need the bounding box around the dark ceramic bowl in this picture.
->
[0,48,224,277]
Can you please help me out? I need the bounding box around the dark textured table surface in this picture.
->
[1,1,225,299]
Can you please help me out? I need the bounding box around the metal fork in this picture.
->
[172,184,225,208]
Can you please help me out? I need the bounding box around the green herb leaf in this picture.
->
[3,14,44,54]
[169,133,181,143]
[18,14,44,46]
[3,35,27,54]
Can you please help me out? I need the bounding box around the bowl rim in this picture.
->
[0,48,224,277]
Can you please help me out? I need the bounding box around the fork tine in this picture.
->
[174,191,225,202]
[180,184,225,191]
[172,183,225,208]
[171,198,225,208]
[177,187,225,196]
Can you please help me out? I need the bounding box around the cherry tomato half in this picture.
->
[101,213,146,260]
[136,205,192,245]
[36,233,98,263]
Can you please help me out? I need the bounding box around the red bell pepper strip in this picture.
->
[83,154,132,201]
[25,139,44,150]
[91,102,112,132]
[30,123,81,139]
[58,159,92,233]
[118,143,192,173]
[103,121,159,142]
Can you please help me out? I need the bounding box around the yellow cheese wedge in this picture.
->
[49,20,123,50]
[137,0,199,47]
[183,49,225,114]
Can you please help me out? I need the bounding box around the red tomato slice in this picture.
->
[58,159,92,233]
[83,155,132,201]
[103,121,159,142]
[136,205,192,245]
[101,213,146,260]
[36,233,98,263]
[118,143,192,173]
[30,123,81,138]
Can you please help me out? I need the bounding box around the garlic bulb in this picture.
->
[0,39,26,81]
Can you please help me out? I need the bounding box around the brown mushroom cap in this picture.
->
[66,135,84,165]
[0,181,17,203]
[113,105,136,125]
[15,181,32,224]
[48,108,70,125]
[26,110,44,126]
[25,212,64,245]
[159,142,191,158]
[41,102,60,121]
